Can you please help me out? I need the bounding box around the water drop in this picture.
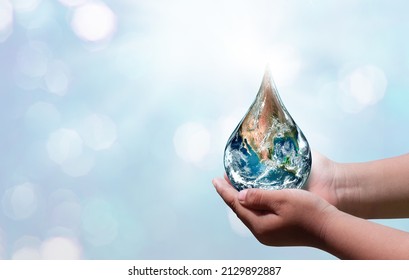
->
[224,67,312,190]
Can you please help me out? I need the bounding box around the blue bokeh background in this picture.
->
[1,0,409,259]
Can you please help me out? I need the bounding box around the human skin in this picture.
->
[212,152,409,259]
[308,152,409,219]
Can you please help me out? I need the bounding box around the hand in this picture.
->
[212,177,337,248]
[305,151,343,208]
[305,151,353,210]
[306,151,361,215]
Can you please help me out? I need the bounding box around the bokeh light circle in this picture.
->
[71,2,117,42]
[41,237,81,259]
[80,114,117,150]
[2,183,38,220]
[25,101,61,133]
[49,189,81,229]
[173,122,211,164]
[12,247,41,259]
[12,235,41,260]
[46,128,83,165]
[0,0,13,42]
[11,0,42,12]
[82,198,118,246]
[338,64,388,113]
[58,0,86,7]
[45,60,70,96]
[16,41,50,78]
[61,152,95,177]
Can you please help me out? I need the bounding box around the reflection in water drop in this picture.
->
[224,67,312,190]
[2,183,38,220]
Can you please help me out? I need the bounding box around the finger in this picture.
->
[238,188,291,212]
[223,173,233,186]
[212,177,260,222]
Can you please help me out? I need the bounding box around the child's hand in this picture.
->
[212,177,337,248]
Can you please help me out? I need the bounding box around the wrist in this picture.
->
[332,162,361,215]
[296,193,340,249]
[310,204,342,251]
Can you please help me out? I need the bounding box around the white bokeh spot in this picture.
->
[47,128,83,165]
[12,235,42,260]
[45,60,70,96]
[80,114,117,150]
[0,0,13,42]
[173,122,211,164]
[11,0,42,12]
[12,247,41,259]
[58,0,87,7]
[2,183,38,220]
[338,64,388,113]
[269,45,302,86]
[71,2,117,42]
[41,237,81,259]
[16,41,50,78]
[61,152,95,177]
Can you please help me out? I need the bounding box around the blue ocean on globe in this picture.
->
[224,68,312,191]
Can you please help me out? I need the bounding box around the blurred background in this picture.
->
[1,0,409,259]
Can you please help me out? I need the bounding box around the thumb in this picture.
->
[238,188,284,211]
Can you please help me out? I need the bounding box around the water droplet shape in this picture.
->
[224,68,312,191]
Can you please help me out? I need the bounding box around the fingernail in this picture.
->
[212,178,218,189]
[238,189,248,202]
